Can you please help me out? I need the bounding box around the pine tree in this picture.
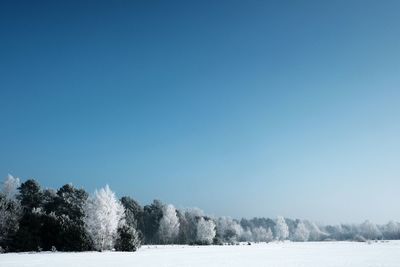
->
[54,184,90,251]
[13,179,44,251]
[120,196,144,241]
[143,200,164,244]
[115,225,141,251]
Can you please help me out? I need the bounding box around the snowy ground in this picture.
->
[1,241,400,267]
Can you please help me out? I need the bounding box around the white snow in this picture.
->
[1,241,400,267]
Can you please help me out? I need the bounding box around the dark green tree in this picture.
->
[120,196,144,234]
[53,184,90,251]
[17,179,43,211]
[0,194,21,250]
[143,199,164,244]
[115,225,141,251]
[13,179,44,251]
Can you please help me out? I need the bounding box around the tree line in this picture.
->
[0,174,399,253]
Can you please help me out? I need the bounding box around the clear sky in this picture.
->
[1,0,399,224]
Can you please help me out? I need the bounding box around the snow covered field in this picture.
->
[1,241,400,267]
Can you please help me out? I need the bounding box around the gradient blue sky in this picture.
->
[1,1,399,223]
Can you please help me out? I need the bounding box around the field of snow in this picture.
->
[1,241,400,267]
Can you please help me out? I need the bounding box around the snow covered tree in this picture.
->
[324,224,344,240]
[240,228,253,242]
[196,217,216,245]
[265,227,273,242]
[275,216,289,241]
[304,221,328,241]
[0,174,21,248]
[252,227,266,242]
[178,208,204,244]
[284,218,297,240]
[336,223,359,240]
[0,193,21,250]
[216,217,243,243]
[84,185,124,251]
[0,175,22,249]
[360,220,381,240]
[383,221,400,239]
[293,221,309,242]
[251,226,273,242]
[1,174,20,200]
[158,204,180,244]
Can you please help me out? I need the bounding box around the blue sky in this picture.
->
[1,0,399,223]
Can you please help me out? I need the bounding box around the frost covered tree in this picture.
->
[275,216,289,241]
[0,174,22,248]
[240,228,253,242]
[324,224,344,240]
[293,221,309,242]
[196,217,216,244]
[252,226,274,242]
[360,220,381,240]
[84,185,124,251]
[265,227,273,242]
[3,173,400,251]
[305,221,328,241]
[1,174,20,200]
[216,217,243,243]
[179,208,204,244]
[0,194,21,249]
[158,204,180,244]
[383,221,400,239]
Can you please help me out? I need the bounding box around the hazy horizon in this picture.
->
[1,1,399,225]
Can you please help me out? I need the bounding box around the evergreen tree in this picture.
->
[120,196,144,240]
[143,200,164,244]
[13,179,44,251]
[115,225,141,251]
[51,184,90,251]
[0,194,21,250]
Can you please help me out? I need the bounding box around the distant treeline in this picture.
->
[0,175,399,253]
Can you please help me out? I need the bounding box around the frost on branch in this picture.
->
[196,217,216,245]
[84,185,124,251]
[275,216,289,241]
[158,204,180,244]
[293,221,309,242]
